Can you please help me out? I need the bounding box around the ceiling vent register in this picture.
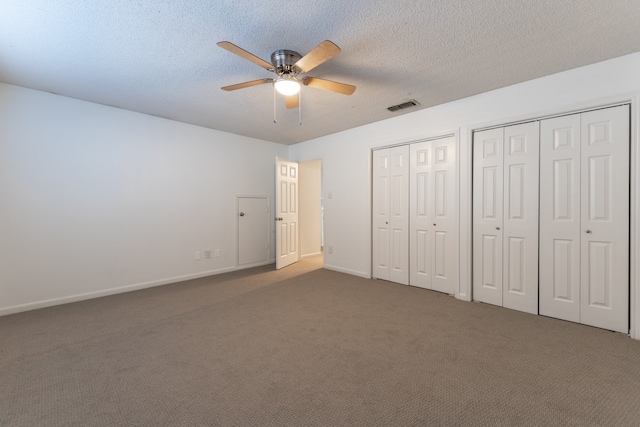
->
[387,99,420,112]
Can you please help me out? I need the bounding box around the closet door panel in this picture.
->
[580,105,629,333]
[473,128,504,306]
[410,142,432,289]
[431,136,457,294]
[502,122,539,314]
[389,146,410,285]
[540,115,582,322]
[372,149,391,280]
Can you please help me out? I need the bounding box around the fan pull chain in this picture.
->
[273,84,277,123]
[298,89,302,126]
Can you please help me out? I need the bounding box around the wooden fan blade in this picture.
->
[217,41,274,70]
[294,40,341,73]
[302,77,356,95]
[221,78,273,91]
[285,94,299,109]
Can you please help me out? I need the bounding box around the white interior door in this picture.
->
[372,146,409,285]
[473,128,504,306]
[430,136,457,294]
[276,157,299,269]
[540,105,629,333]
[579,106,629,333]
[373,149,391,281]
[238,196,270,266]
[502,122,539,314]
[540,114,582,322]
[409,141,433,289]
[410,136,457,293]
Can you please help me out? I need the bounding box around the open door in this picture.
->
[275,157,299,269]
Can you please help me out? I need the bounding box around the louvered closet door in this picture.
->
[373,146,410,285]
[540,105,629,333]
[473,123,539,313]
[409,136,457,294]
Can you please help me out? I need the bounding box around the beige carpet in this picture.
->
[2,256,640,426]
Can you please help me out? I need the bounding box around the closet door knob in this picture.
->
[239,212,245,217]
[496,227,501,230]
[585,229,592,234]
[433,223,436,226]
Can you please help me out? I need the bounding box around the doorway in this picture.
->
[299,159,323,261]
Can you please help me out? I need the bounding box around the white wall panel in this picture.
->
[0,83,288,315]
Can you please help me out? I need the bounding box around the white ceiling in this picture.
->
[1,1,640,145]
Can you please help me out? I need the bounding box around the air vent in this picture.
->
[387,99,420,112]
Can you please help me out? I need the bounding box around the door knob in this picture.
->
[433,223,436,226]
[496,227,501,230]
[585,229,592,234]
[239,212,245,217]
[274,217,283,221]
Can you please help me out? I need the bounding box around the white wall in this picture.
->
[0,82,287,315]
[289,52,640,337]
[299,159,322,257]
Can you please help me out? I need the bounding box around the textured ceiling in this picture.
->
[1,1,640,145]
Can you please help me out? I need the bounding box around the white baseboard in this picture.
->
[301,252,323,258]
[0,263,274,317]
[323,264,371,279]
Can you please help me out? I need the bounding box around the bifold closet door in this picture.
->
[410,136,457,293]
[540,105,629,333]
[372,146,409,285]
[473,122,539,314]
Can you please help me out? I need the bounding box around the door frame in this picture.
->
[461,93,640,339]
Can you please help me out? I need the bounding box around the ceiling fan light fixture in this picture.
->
[274,75,300,96]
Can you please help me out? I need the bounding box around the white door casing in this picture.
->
[237,196,270,266]
[372,146,409,285]
[410,136,458,293]
[473,127,504,306]
[276,158,299,270]
[540,105,629,333]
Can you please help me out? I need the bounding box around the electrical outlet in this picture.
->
[205,250,212,259]
[328,246,333,254]
[194,251,201,261]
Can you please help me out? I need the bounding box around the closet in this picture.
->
[539,106,629,333]
[472,104,629,333]
[472,122,539,314]
[372,136,457,294]
[372,146,410,285]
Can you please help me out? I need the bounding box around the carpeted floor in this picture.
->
[2,256,640,426]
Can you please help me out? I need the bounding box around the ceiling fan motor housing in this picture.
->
[271,49,302,75]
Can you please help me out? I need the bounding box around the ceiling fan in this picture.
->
[217,40,356,110]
